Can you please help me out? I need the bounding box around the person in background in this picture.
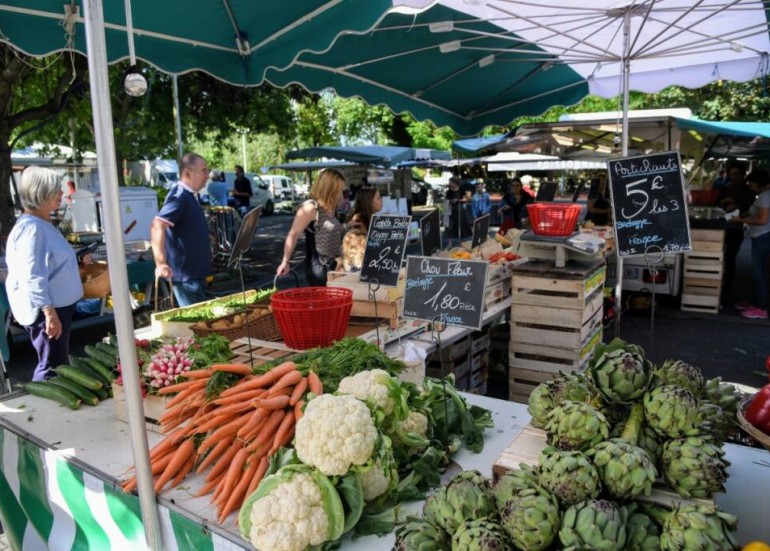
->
[276,169,346,286]
[498,178,533,233]
[206,170,229,207]
[586,176,612,226]
[342,187,383,271]
[470,182,491,220]
[65,180,76,204]
[712,168,729,190]
[718,161,755,303]
[444,176,467,247]
[151,153,211,306]
[732,169,770,319]
[5,167,85,381]
[229,164,252,216]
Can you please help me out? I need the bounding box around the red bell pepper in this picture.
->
[745,384,770,435]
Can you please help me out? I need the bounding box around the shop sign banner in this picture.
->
[403,256,488,329]
[420,208,441,257]
[607,151,691,257]
[471,213,490,250]
[360,214,411,287]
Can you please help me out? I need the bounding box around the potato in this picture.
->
[211,319,231,329]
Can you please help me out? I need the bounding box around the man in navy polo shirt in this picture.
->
[150,153,211,306]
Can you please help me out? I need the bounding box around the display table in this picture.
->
[1,390,769,549]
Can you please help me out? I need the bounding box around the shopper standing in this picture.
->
[470,182,491,220]
[5,166,84,381]
[151,153,211,306]
[230,165,253,216]
[718,162,755,303]
[733,169,770,319]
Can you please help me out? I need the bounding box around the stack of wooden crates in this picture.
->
[508,259,606,403]
[680,229,725,314]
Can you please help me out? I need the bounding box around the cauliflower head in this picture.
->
[295,394,378,476]
[359,460,395,502]
[400,411,429,438]
[337,369,396,414]
[245,470,344,551]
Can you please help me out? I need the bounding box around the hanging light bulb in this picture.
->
[123,0,147,97]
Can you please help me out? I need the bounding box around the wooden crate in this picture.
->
[681,286,721,314]
[509,325,602,374]
[112,383,173,434]
[150,289,258,337]
[492,425,714,508]
[511,307,603,351]
[229,337,298,367]
[511,260,606,310]
[349,298,402,329]
[485,279,512,309]
[681,229,725,314]
[327,270,405,302]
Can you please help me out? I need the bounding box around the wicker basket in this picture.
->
[81,262,111,299]
[190,307,281,342]
[737,397,770,451]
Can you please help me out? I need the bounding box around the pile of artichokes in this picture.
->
[393,339,742,550]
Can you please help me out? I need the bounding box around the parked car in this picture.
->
[261,174,294,201]
[200,171,275,215]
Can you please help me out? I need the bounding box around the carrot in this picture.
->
[197,426,236,456]
[212,388,265,406]
[221,448,250,496]
[246,456,270,497]
[246,409,285,453]
[122,476,138,493]
[218,362,297,397]
[237,406,270,437]
[154,438,195,493]
[252,394,290,411]
[150,452,174,476]
[196,469,225,497]
[269,410,296,454]
[268,369,303,395]
[179,369,214,379]
[210,363,253,376]
[170,454,196,488]
[157,378,207,395]
[294,400,305,422]
[209,400,255,417]
[198,422,240,452]
[289,377,308,406]
[307,372,323,395]
[195,437,231,474]
[164,382,207,407]
[219,458,258,523]
[195,411,241,434]
[148,428,187,460]
[205,441,243,483]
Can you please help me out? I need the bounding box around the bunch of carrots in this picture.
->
[121,361,322,523]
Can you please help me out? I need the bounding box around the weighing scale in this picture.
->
[516,231,606,268]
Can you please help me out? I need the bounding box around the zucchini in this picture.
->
[82,357,117,383]
[68,357,110,386]
[94,386,111,400]
[54,365,103,391]
[95,342,118,360]
[47,377,100,406]
[84,345,117,367]
[24,382,81,410]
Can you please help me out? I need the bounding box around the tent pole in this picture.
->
[614,8,632,338]
[81,1,163,549]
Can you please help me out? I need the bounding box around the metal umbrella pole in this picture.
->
[82,0,163,548]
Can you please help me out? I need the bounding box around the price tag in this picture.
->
[471,213,490,249]
[360,214,411,287]
[403,256,489,329]
[607,151,691,257]
[420,208,441,256]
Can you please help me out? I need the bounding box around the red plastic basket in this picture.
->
[527,203,582,237]
[271,287,353,349]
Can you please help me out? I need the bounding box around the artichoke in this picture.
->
[698,401,735,444]
[703,377,741,420]
[394,516,450,551]
[644,385,702,439]
[589,338,652,404]
[645,503,738,551]
[559,499,628,551]
[660,436,730,498]
[528,373,601,428]
[538,449,601,506]
[625,508,661,551]
[588,403,657,500]
[451,518,509,550]
[654,359,705,396]
[423,471,496,535]
[610,414,663,464]
[492,463,541,509]
[499,488,559,551]
[545,401,610,451]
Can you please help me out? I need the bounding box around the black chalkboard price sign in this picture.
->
[471,213,490,249]
[420,208,441,257]
[607,151,691,257]
[360,214,412,287]
[403,256,489,330]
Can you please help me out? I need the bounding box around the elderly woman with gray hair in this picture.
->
[5,166,84,381]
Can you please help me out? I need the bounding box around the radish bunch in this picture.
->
[144,336,195,389]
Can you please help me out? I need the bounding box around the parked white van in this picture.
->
[260,174,294,201]
[200,171,275,215]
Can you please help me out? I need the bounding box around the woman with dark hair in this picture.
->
[342,187,383,271]
[277,169,346,286]
[733,169,770,319]
[498,178,533,233]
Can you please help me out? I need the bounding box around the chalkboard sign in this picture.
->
[403,256,489,330]
[471,213,490,249]
[420,208,441,256]
[227,206,261,268]
[360,214,412,287]
[607,151,691,257]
